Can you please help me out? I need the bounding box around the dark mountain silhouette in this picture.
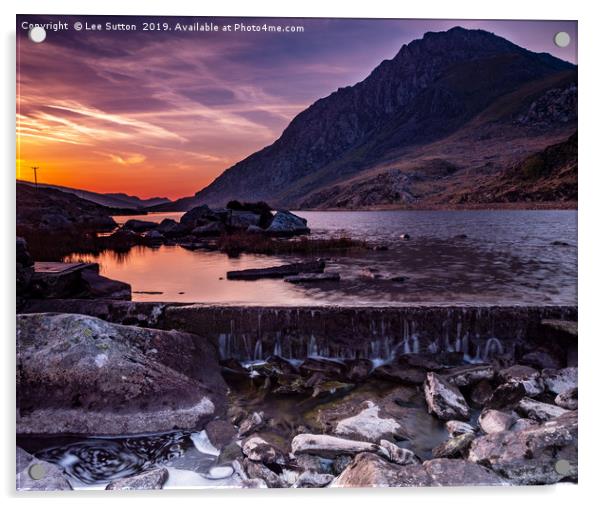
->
[166,27,577,210]
[17,181,171,210]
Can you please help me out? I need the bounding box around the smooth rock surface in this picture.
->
[291,434,381,459]
[17,313,225,435]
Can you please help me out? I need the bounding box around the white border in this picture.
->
[3,1,599,504]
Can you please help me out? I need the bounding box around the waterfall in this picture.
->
[189,306,575,363]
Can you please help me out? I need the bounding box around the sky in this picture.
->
[16,16,577,200]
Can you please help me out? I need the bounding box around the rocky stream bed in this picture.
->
[16,307,577,490]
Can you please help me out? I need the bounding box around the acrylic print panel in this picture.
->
[16,15,577,490]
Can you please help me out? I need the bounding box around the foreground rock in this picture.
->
[16,447,72,491]
[423,458,508,486]
[17,313,226,435]
[227,260,325,280]
[468,411,577,484]
[330,453,507,487]
[423,372,470,421]
[330,453,431,488]
[106,468,168,490]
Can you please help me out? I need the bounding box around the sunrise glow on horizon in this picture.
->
[16,16,577,200]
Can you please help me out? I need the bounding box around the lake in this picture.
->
[67,210,577,306]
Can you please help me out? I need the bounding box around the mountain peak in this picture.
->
[187,28,576,209]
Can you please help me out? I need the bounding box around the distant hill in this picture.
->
[16,181,171,210]
[165,27,576,210]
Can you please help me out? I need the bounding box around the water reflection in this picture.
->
[70,210,576,306]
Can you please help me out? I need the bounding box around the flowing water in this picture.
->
[67,209,576,306]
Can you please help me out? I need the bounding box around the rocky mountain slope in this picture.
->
[172,27,576,210]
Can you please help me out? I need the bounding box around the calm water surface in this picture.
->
[70,210,576,306]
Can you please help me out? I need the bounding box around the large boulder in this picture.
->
[423,372,470,421]
[180,205,219,226]
[122,219,158,232]
[16,313,226,435]
[265,210,310,236]
[468,411,578,485]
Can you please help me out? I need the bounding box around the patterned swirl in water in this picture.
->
[36,432,192,484]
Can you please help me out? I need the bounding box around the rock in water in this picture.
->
[122,219,158,232]
[333,401,402,442]
[180,204,219,225]
[291,434,381,459]
[265,210,310,236]
[106,468,168,490]
[423,372,470,421]
[284,273,340,283]
[16,313,225,435]
[468,411,577,485]
[227,260,325,280]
